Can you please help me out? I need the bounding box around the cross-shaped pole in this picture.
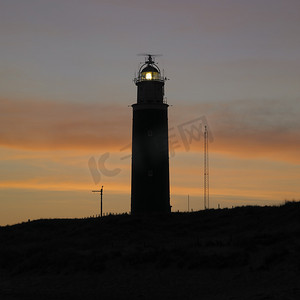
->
[92,186,103,217]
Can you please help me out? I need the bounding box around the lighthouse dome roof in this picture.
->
[141,65,159,73]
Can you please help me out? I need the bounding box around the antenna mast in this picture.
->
[204,126,209,209]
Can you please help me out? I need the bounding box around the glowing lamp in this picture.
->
[139,65,161,81]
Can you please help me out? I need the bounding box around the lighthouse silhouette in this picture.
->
[131,54,171,214]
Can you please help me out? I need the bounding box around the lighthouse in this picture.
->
[131,54,171,214]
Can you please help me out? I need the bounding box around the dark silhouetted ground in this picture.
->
[1,202,300,299]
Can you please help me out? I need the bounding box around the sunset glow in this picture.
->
[1,0,300,225]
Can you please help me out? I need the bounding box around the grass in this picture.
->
[0,201,300,299]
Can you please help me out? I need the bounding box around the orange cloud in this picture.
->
[169,99,300,163]
[0,177,130,194]
[1,98,299,163]
[0,98,131,151]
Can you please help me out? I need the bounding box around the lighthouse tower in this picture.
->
[131,54,171,214]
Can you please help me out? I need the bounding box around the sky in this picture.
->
[1,0,300,225]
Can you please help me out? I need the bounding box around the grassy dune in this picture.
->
[1,202,300,299]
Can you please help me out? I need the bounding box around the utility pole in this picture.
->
[204,125,209,209]
[188,194,190,212]
[92,186,103,217]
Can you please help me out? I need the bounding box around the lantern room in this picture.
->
[134,55,165,83]
[140,65,160,81]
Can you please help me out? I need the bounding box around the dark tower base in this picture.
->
[131,103,170,214]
